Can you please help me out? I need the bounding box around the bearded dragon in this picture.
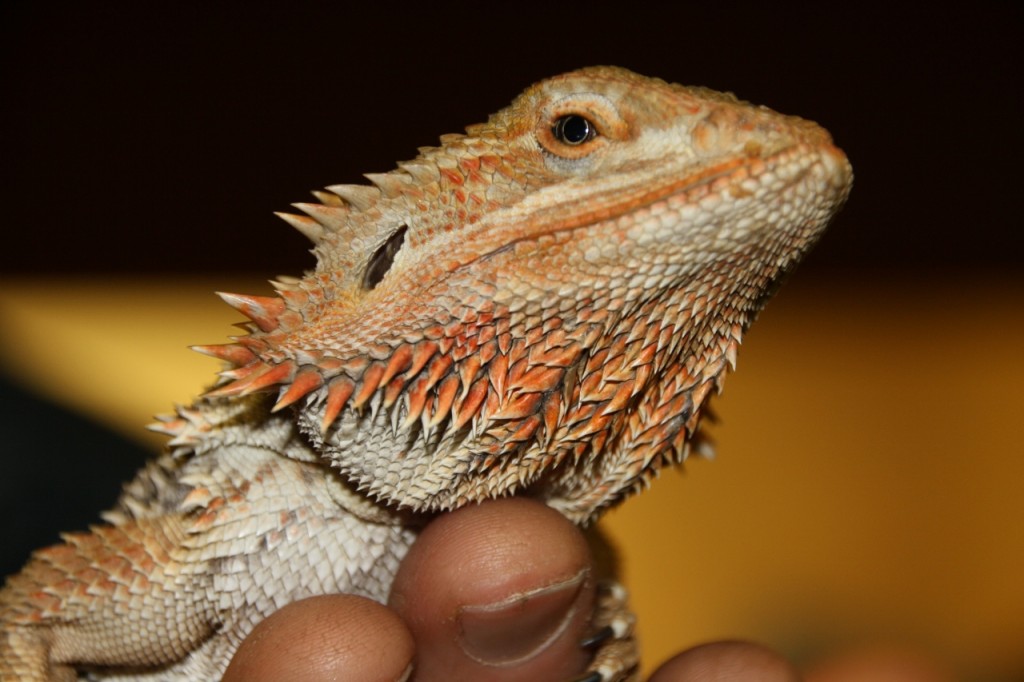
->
[0,66,852,680]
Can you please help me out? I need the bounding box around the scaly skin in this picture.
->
[0,67,851,680]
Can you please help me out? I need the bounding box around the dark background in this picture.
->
[2,3,1020,279]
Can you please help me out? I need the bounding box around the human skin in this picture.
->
[223,498,803,682]
[224,498,950,681]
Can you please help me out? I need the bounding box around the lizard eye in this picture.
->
[552,114,596,145]
[537,97,618,161]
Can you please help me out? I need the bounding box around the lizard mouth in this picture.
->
[464,141,850,268]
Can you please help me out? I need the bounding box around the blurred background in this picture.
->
[1,3,1021,679]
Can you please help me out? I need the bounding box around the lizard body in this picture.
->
[0,67,851,680]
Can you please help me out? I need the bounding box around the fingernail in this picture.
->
[457,569,587,666]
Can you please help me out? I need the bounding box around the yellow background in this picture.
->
[1,275,1021,680]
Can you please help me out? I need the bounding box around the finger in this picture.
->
[388,497,595,681]
[649,640,801,682]
[223,594,415,682]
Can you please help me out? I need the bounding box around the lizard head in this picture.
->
[195,66,852,522]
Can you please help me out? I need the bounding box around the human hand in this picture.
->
[223,498,943,681]
[224,497,597,681]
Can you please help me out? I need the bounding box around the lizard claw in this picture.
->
[573,579,640,681]
[580,624,615,649]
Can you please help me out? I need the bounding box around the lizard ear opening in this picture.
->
[363,225,407,290]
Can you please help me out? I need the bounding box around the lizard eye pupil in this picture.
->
[552,115,595,145]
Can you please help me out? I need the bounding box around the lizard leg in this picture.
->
[575,579,640,682]
[0,627,75,682]
[0,516,213,681]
